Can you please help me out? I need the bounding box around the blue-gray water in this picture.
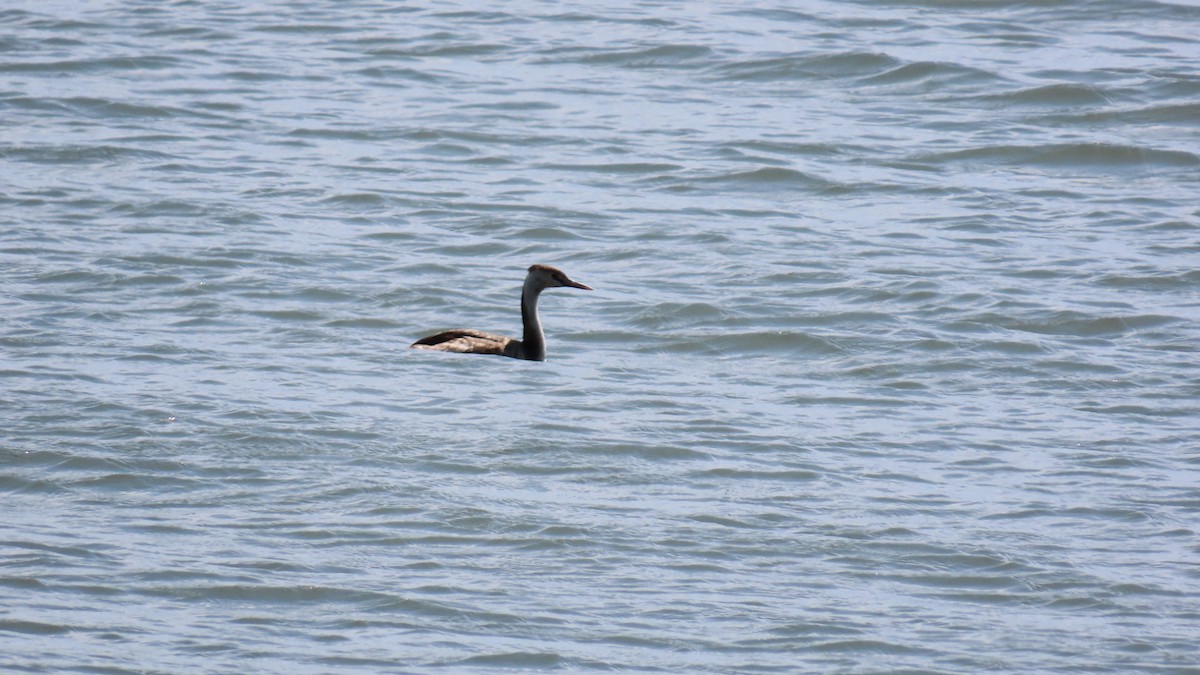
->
[3,1,1199,672]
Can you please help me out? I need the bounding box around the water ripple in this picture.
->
[2,1,1198,673]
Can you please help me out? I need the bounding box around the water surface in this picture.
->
[3,1,1199,672]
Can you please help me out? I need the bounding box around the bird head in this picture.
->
[527,264,592,291]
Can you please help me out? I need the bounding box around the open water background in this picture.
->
[3,1,1199,672]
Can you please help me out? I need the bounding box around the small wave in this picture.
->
[1042,102,1200,127]
[543,12,676,28]
[454,652,563,668]
[251,309,325,323]
[0,96,70,114]
[224,69,329,82]
[325,318,399,329]
[987,312,1179,337]
[0,474,66,495]
[0,366,106,383]
[352,65,440,82]
[541,44,713,69]
[514,226,584,240]
[714,51,899,82]
[0,144,173,164]
[627,302,730,330]
[252,23,356,35]
[711,330,844,356]
[458,100,559,111]
[60,96,193,119]
[698,467,821,482]
[287,127,381,141]
[723,7,819,22]
[1095,271,1198,291]
[921,143,1200,170]
[107,199,211,217]
[143,26,235,40]
[954,21,1058,48]
[1076,404,1194,418]
[0,619,70,636]
[427,241,511,257]
[719,140,846,158]
[858,60,1005,87]
[400,128,571,147]
[359,230,420,243]
[666,167,837,193]
[584,442,708,460]
[788,394,913,407]
[808,639,937,656]
[539,161,683,174]
[0,55,181,74]
[1039,143,1200,167]
[977,339,1049,355]
[979,83,1115,107]
[429,10,528,25]
[34,269,114,285]
[320,192,390,207]
[418,43,510,58]
[111,274,187,288]
[287,287,357,303]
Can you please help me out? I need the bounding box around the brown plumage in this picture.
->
[411,264,592,361]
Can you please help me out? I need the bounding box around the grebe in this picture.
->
[411,264,591,361]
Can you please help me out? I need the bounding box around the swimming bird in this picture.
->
[411,264,592,361]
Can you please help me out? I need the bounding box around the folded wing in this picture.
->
[410,329,513,355]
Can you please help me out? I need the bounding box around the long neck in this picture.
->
[519,277,546,361]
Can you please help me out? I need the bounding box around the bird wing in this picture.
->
[410,329,513,355]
